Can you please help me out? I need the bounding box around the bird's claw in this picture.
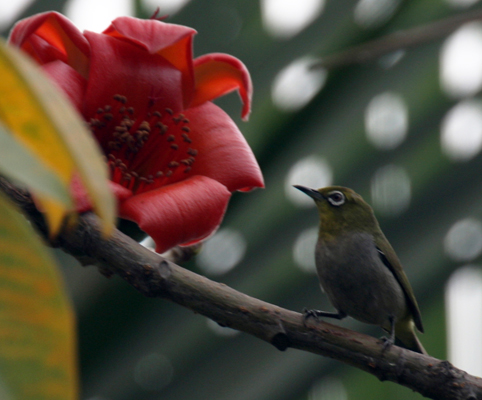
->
[302,308,320,321]
[380,335,394,352]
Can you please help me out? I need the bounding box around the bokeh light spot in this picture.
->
[142,0,192,15]
[445,266,482,377]
[286,156,333,207]
[293,227,319,273]
[441,99,482,161]
[0,0,33,30]
[272,57,327,111]
[261,0,325,39]
[370,164,411,216]
[134,353,174,391]
[140,236,155,252]
[440,22,482,98]
[64,0,134,32]
[354,0,401,29]
[445,0,481,10]
[309,376,347,400]
[365,92,408,150]
[444,218,482,262]
[378,49,406,69]
[196,229,247,276]
[206,319,240,338]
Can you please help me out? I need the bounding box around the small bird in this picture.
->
[294,185,426,354]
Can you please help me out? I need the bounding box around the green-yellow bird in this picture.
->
[294,185,426,354]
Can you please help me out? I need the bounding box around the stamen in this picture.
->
[155,122,167,134]
[91,95,198,194]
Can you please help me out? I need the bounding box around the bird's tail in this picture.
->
[395,320,427,355]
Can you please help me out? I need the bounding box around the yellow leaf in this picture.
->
[0,38,115,235]
[0,121,72,209]
[0,192,77,400]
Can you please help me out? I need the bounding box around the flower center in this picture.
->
[89,94,198,194]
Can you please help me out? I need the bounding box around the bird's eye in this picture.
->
[327,191,345,206]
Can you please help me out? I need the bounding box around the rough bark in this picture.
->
[1,178,481,400]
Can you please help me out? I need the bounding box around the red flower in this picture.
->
[9,12,264,253]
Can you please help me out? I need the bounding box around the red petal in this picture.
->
[82,31,184,119]
[103,17,196,108]
[42,61,87,111]
[8,11,90,78]
[184,102,264,192]
[192,53,253,120]
[71,174,132,213]
[108,181,133,203]
[119,175,231,254]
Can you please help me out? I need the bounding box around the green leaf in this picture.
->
[0,192,77,400]
[0,122,71,207]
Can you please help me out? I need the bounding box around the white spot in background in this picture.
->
[378,49,406,69]
[446,266,482,377]
[196,228,247,276]
[134,353,174,391]
[309,376,347,400]
[142,0,192,15]
[64,0,134,32]
[370,164,411,216]
[444,218,482,262]
[440,22,482,98]
[365,92,408,150]
[272,57,327,111]
[0,0,33,30]
[441,99,482,161]
[445,0,481,8]
[354,0,402,29]
[140,236,155,252]
[286,156,333,207]
[293,227,319,273]
[261,0,325,39]
[206,319,240,338]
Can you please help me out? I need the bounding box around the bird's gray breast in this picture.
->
[315,232,406,326]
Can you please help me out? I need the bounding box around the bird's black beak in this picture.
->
[293,185,324,201]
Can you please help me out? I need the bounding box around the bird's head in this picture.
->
[293,185,379,237]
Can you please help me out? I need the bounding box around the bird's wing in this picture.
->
[375,235,424,333]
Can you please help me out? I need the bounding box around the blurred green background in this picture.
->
[3,0,482,399]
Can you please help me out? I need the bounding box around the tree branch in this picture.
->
[1,178,481,400]
[312,8,482,70]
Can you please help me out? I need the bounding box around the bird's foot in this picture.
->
[380,335,394,352]
[302,308,319,321]
[381,316,396,353]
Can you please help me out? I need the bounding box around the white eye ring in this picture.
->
[327,190,345,206]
